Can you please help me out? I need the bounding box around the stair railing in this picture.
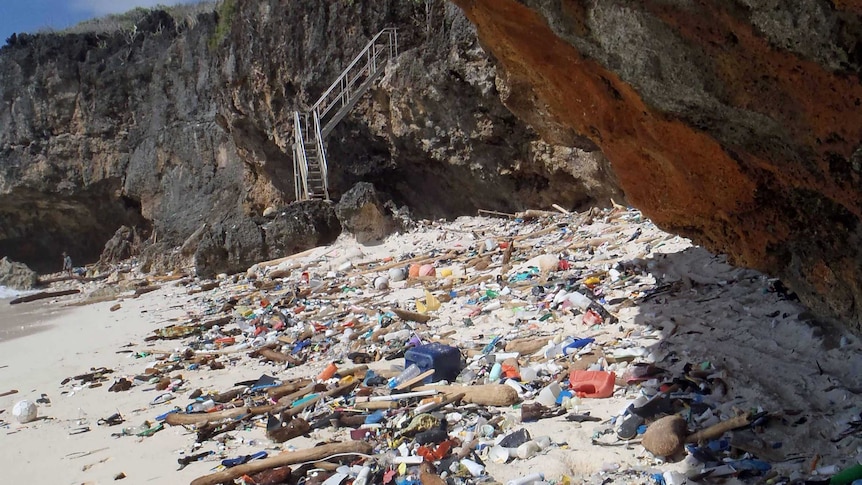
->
[293,111,310,201]
[292,27,397,202]
[312,110,329,199]
[311,27,398,136]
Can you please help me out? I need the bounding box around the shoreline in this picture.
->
[0,297,68,343]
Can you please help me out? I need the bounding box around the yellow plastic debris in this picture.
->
[416,290,441,314]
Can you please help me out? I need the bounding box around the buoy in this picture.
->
[374,276,389,290]
[13,400,37,424]
[389,267,407,282]
[418,264,436,277]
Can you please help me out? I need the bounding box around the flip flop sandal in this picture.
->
[108,378,131,392]
[221,450,268,468]
[150,393,175,405]
[155,407,181,421]
[617,413,645,440]
[97,413,125,426]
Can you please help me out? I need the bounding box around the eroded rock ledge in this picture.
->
[452,0,862,332]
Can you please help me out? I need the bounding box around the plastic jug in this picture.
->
[569,370,616,398]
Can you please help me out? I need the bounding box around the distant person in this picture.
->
[62,252,73,275]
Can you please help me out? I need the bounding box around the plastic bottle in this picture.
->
[382,329,411,342]
[507,473,545,485]
[353,466,371,485]
[488,362,503,382]
[187,399,215,413]
[567,291,592,310]
[483,300,502,313]
[388,364,421,389]
[460,458,484,477]
[122,422,151,435]
[516,440,541,459]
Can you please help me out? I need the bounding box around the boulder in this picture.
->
[194,217,265,278]
[99,226,141,265]
[335,182,397,244]
[263,200,342,256]
[0,257,38,289]
[139,243,188,275]
[193,200,341,278]
[642,415,687,457]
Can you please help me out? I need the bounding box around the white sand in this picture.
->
[1,210,861,485]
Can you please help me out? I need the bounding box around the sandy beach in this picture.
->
[1,209,861,485]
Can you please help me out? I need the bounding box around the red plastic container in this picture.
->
[318,362,338,381]
[569,370,616,398]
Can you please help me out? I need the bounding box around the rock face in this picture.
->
[0,1,620,275]
[99,226,141,266]
[261,201,342,262]
[453,0,862,333]
[0,257,38,289]
[0,10,238,273]
[336,182,398,244]
[193,200,341,277]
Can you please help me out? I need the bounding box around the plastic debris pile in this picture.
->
[15,206,862,485]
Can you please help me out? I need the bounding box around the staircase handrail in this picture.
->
[312,110,329,199]
[292,27,398,202]
[311,27,397,123]
[293,111,310,201]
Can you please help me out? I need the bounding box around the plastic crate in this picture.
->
[404,343,463,384]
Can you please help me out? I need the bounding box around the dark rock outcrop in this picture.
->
[0,1,620,274]
[453,0,862,333]
[261,200,342,261]
[0,257,38,289]
[193,200,341,277]
[99,225,142,266]
[335,182,397,244]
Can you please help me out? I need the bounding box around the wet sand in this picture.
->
[0,297,69,343]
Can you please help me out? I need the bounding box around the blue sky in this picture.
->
[1,0,202,44]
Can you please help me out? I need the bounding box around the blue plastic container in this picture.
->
[404,343,463,383]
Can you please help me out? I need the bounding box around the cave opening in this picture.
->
[0,182,151,274]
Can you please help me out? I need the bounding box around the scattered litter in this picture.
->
[8,207,862,484]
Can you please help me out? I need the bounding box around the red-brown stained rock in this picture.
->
[453,0,862,332]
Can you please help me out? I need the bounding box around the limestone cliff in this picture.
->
[0,1,620,274]
[453,0,862,332]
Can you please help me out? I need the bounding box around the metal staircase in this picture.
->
[293,27,398,201]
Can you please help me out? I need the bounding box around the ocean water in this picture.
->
[0,286,63,342]
[0,285,27,299]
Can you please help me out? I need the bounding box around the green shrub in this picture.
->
[208,0,238,51]
[60,1,218,36]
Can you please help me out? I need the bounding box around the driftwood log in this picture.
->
[414,384,520,406]
[391,307,431,324]
[189,441,373,485]
[164,405,276,426]
[686,412,752,443]
[10,289,80,304]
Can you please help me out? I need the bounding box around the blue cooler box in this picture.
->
[404,343,463,383]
